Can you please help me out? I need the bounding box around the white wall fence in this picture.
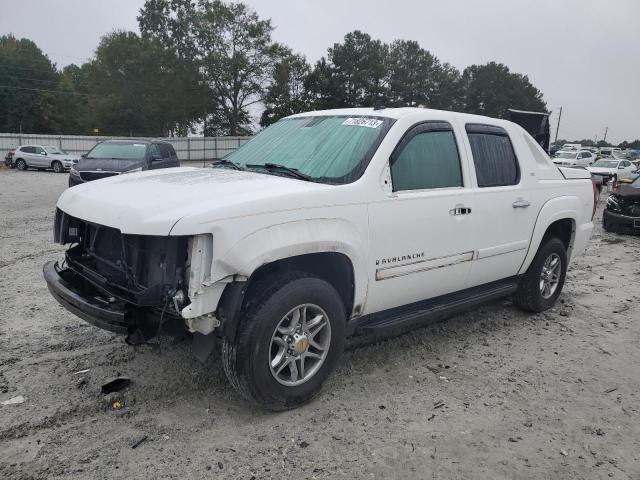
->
[0,133,254,162]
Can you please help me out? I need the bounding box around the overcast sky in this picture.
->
[1,0,638,143]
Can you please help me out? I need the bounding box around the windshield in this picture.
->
[592,160,618,168]
[599,149,612,156]
[44,146,67,155]
[556,152,575,159]
[612,151,627,160]
[224,115,394,183]
[87,142,147,160]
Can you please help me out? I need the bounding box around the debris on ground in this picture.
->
[101,377,131,394]
[1,395,25,406]
[131,435,148,449]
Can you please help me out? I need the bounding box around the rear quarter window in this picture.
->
[466,124,520,187]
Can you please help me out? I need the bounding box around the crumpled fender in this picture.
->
[213,218,368,308]
[518,196,580,274]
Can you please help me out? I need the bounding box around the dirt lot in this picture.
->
[0,168,639,480]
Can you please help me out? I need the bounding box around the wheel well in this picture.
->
[248,252,355,316]
[51,159,62,166]
[542,218,574,251]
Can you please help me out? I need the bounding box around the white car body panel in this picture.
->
[54,107,595,328]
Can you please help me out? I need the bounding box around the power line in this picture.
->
[0,62,60,74]
[0,84,96,97]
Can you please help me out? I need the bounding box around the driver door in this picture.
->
[366,121,476,314]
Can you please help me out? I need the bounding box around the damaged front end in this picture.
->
[43,209,224,344]
[603,184,640,234]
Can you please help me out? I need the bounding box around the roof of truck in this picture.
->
[289,107,513,128]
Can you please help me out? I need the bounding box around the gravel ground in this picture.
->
[0,168,639,480]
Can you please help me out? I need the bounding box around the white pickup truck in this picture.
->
[44,108,596,409]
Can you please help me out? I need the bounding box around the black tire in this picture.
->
[15,158,27,170]
[51,161,63,173]
[222,272,346,410]
[513,237,567,313]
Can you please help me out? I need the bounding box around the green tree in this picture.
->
[0,35,62,133]
[260,52,311,127]
[458,62,546,118]
[88,31,202,136]
[137,0,207,135]
[140,0,284,135]
[386,40,461,109]
[308,31,388,109]
[56,63,92,134]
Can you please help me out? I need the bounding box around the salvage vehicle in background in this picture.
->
[587,158,637,183]
[44,107,595,410]
[68,139,179,187]
[604,175,640,233]
[552,149,595,167]
[12,145,79,172]
[4,148,15,168]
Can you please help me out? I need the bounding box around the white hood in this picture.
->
[586,166,616,175]
[57,167,330,235]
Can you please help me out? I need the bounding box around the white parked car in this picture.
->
[553,149,596,167]
[44,107,596,409]
[587,158,637,182]
[13,145,79,173]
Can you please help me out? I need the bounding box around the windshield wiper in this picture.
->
[246,163,313,182]
[212,159,244,170]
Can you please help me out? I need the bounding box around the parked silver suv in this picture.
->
[13,145,79,173]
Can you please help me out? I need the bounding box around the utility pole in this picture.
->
[554,107,562,144]
[603,127,608,143]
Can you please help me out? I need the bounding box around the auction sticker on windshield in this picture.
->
[342,118,384,128]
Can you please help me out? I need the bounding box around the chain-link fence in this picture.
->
[0,133,253,163]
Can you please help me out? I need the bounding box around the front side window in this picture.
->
[34,146,45,155]
[466,124,519,187]
[391,126,463,191]
[225,115,394,184]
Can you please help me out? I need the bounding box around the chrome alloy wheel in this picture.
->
[269,304,331,386]
[540,253,561,299]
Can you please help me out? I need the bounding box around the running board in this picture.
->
[350,277,519,337]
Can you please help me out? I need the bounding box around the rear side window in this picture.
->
[159,144,175,159]
[21,146,35,153]
[391,122,463,191]
[466,124,520,187]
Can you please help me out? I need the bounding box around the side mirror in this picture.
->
[81,153,87,159]
[618,166,625,169]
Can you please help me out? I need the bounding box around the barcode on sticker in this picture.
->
[342,118,383,128]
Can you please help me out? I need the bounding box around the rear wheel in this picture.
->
[513,237,567,313]
[51,161,63,173]
[222,272,346,410]
[15,158,27,170]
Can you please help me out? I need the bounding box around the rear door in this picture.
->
[20,146,37,166]
[366,121,476,313]
[459,123,538,287]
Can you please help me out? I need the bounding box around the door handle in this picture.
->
[449,205,472,216]
[512,198,530,208]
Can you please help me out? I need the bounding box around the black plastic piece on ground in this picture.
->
[101,377,131,394]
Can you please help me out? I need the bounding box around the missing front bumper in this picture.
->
[43,261,131,333]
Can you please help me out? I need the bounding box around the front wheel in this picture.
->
[513,237,567,313]
[52,161,63,173]
[222,272,346,410]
